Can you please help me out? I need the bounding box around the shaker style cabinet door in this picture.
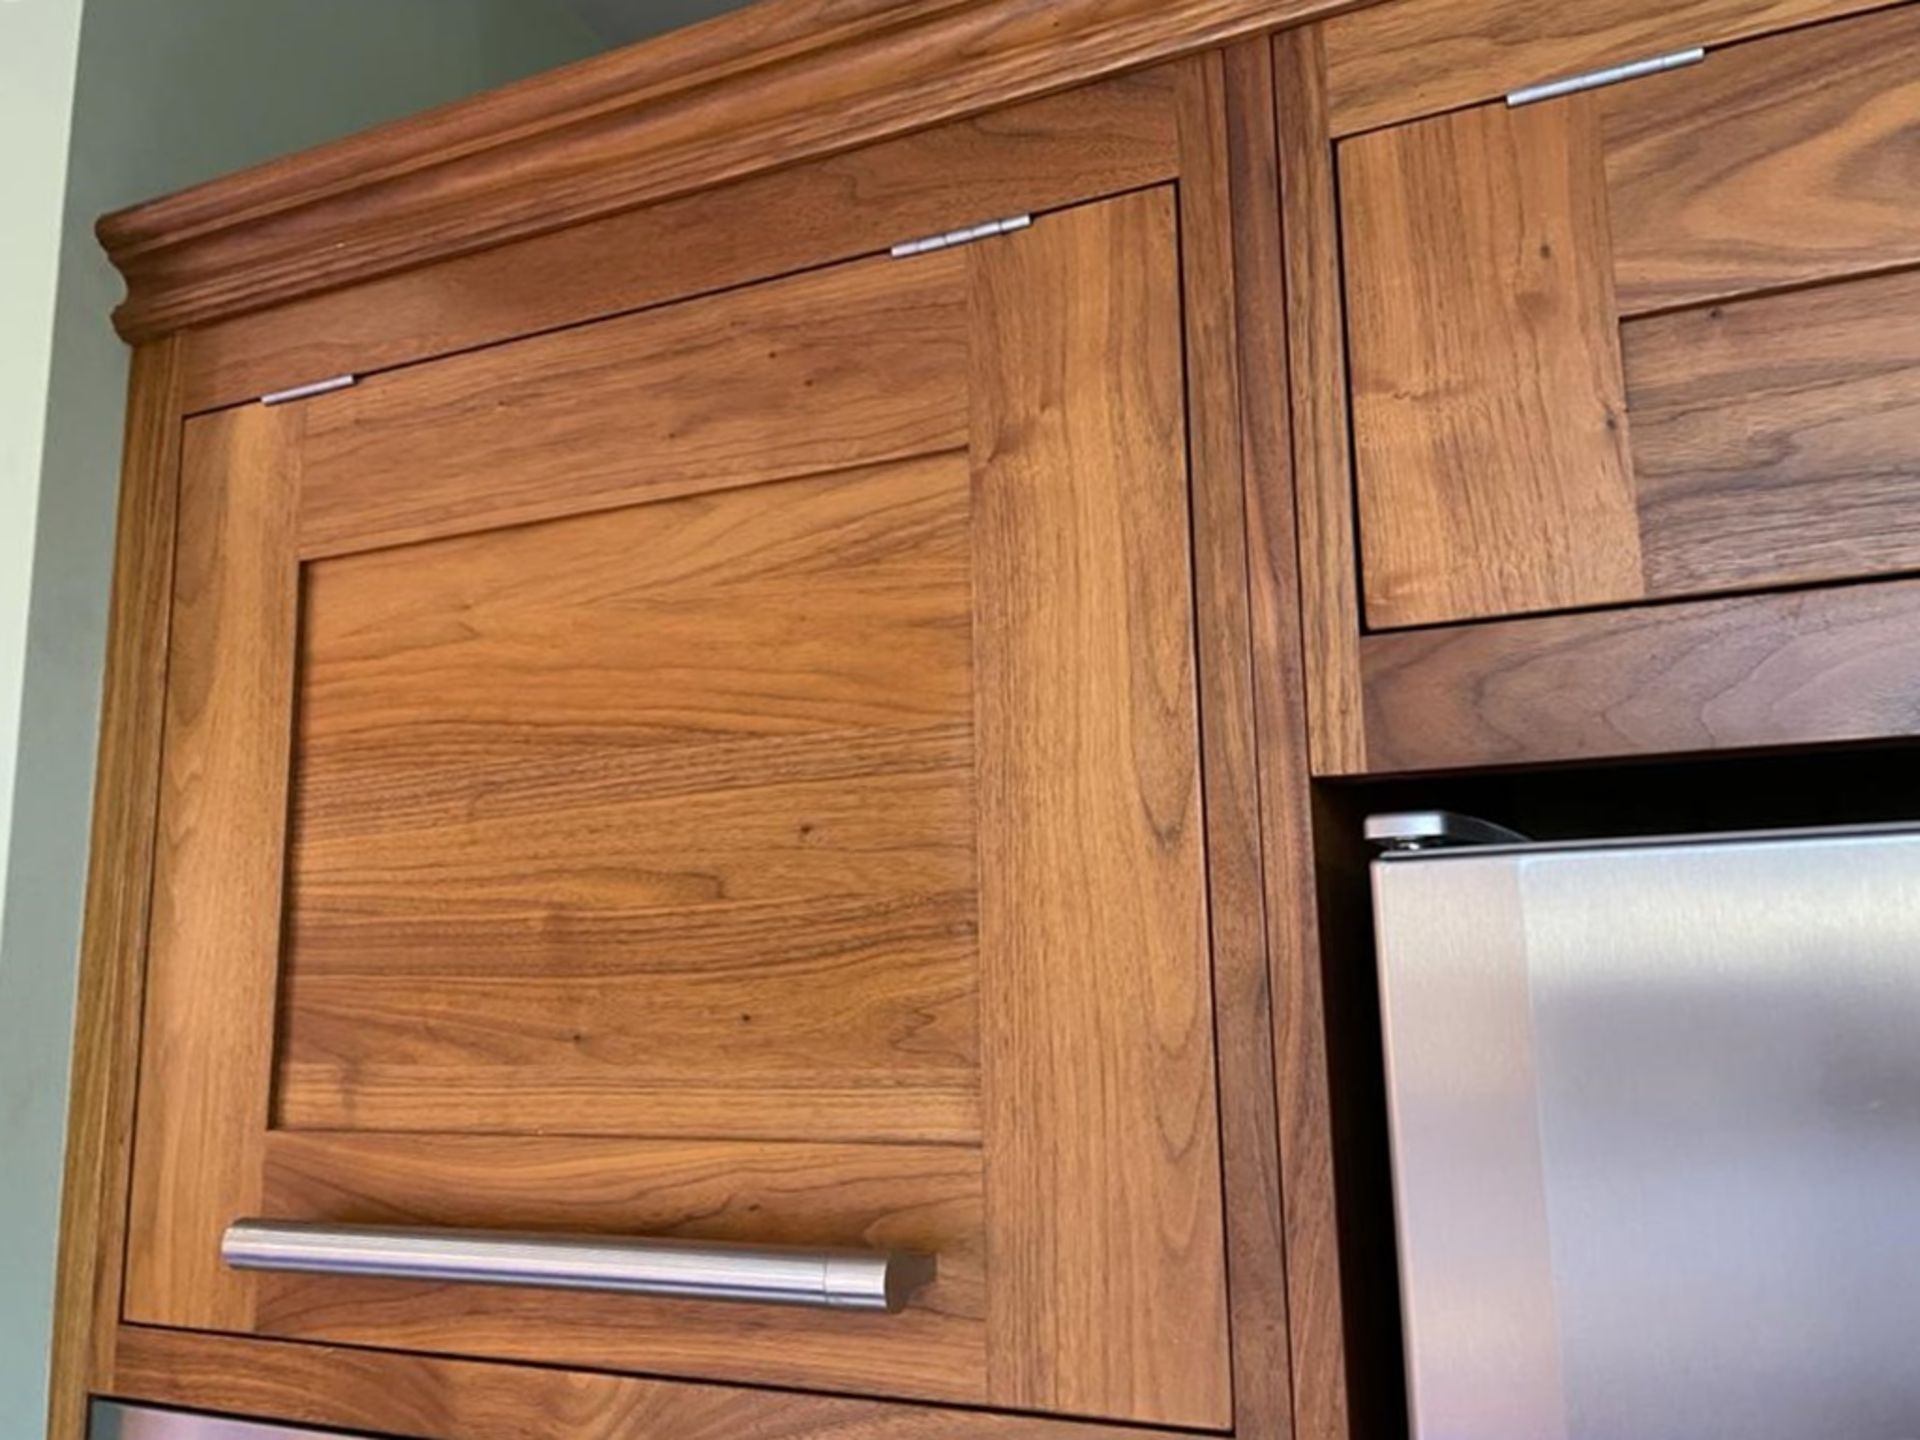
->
[1337,4,1920,629]
[121,187,1239,1429]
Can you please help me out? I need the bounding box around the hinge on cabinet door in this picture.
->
[261,374,357,406]
[1506,46,1704,106]
[890,213,1032,259]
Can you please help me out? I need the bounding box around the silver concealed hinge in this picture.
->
[261,374,357,406]
[1506,46,1704,106]
[890,213,1032,259]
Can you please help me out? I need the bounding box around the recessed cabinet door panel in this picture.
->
[1339,5,1920,630]
[282,455,982,1146]
[124,189,1235,1428]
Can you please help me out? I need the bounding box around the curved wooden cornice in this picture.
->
[99,0,1363,340]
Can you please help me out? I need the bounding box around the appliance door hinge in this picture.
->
[261,373,357,406]
[890,213,1032,259]
[1366,811,1532,853]
[1506,46,1704,107]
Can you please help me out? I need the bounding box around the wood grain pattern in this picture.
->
[291,728,972,913]
[250,1133,986,1403]
[98,0,1365,340]
[98,139,1298,1431]
[277,892,980,1143]
[1275,23,1365,777]
[1322,0,1891,136]
[279,873,980,1138]
[1341,96,1643,628]
[283,456,980,1143]
[298,254,967,559]
[1603,4,1920,315]
[1359,578,1920,773]
[111,1327,1160,1440]
[123,404,302,1329]
[970,190,1231,1428]
[178,68,1184,415]
[1265,27,1355,1438]
[1627,268,1920,599]
[47,340,183,1440]
[1180,44,1297,1440]
[295,455,972,749]
[290,724,973,897]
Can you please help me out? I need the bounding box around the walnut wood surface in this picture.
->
[123,405,302,1329]
[47,340,183,1440]
[253,1134,986,1403]
[1628,268,1920,599]
[294,470,968,749]
[1341,96,1643,628]
[1327,0,1920,637]
[279,890,980,1139]
[116,189,1265,1426]
[1318,2,1920,638]
[1276,23,1366,777]
[295,456,972,747]
[1322,0,1890,136]
[290,727,973,913]
[70,5,1920,1434]
[178,68,1183,415]
[98,0,1367,340]
[282,456,978,1143]
[297,254,967,559]
[1179,45,1297,1438]
[110,1327,1157,1440]
[1602,4,1920,314]
[1359,578,1920,772]
[970,190,1231,1428]
[1266,27,1355,1438]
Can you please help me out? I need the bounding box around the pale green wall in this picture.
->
[0,0,86,966]
[0,1,601,1427]
[0,5,88,1417]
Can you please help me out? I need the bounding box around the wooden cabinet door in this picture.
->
[1338,4,1920,629]
[122,188,1240,1429]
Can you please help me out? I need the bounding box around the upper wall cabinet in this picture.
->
[64,35,1315,1440]
[120,188,1251,1431]
[1338,5,1920,629]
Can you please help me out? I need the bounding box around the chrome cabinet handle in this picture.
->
[222,1219,935,1313]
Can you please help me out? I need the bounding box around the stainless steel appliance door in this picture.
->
[1372,826,1920,1440]
[90,1403,373,1439]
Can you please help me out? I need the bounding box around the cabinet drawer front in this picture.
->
[1340,5,1920,630]
[124,190,1235,1428]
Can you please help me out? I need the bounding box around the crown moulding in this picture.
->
[98,0,1369,341]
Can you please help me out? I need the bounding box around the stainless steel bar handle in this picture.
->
[222,1219,935,1313]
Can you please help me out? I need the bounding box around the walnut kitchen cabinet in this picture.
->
[1343,5,1920,630]
[51,0,1920,1438]
[51,17,1317,1440]
[1281,0,1920,776]
[129,190,1225,1415]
